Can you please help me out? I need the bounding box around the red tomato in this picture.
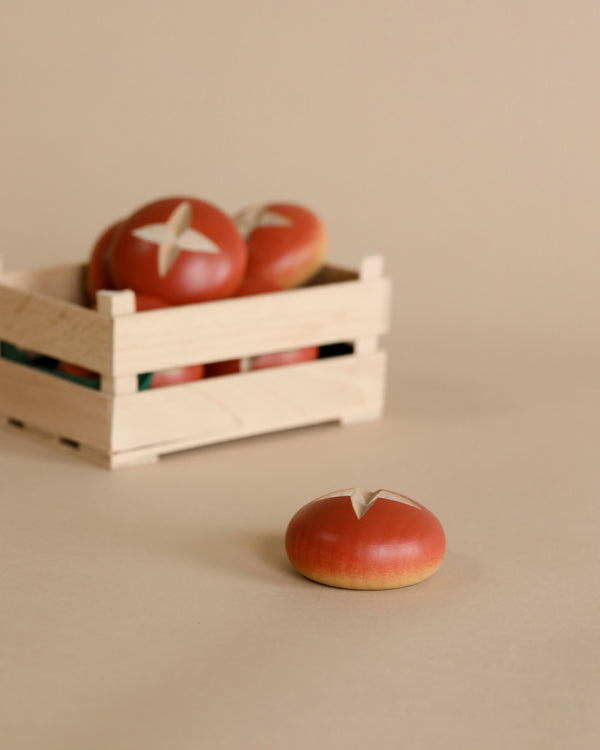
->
[251,347,319,369]
[109,196,247,305]
[285,489,446,590]
[56,361,96,379]
[234,202,328,288]
[86,220,123,304]
[150,364,205,388]
[134,294,169,312]
[203,359,240,377]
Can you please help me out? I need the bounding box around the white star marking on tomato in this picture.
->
[256,210,292,228]
[314,488,422,519]
[233,204,292,240]
[131,201,221,277]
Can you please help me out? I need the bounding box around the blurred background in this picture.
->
[2,0,598,354]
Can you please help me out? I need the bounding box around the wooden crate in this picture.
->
[0,255,390,468]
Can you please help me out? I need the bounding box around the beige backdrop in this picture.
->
[1,2,598,749]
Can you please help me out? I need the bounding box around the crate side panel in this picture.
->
[0,285,112,372]
[112,278,391,375]
[110,352,386,453]
[0,358,112,450]
[1,263,88,305]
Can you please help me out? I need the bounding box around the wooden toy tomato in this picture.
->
[233,202,328,288]
[109,197,247,305]
[86,219,123,302]
[285,488,446,590]
[204,277,319,377]
[150,364,205,388]
[56,361,96,379]
[134,294,169,312]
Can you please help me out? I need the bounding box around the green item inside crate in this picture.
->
[0,342,153,391]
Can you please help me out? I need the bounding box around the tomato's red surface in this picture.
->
[109,196,247,305]
[86,220,122,303]
[285,489,446,590]
[150,364,205,388]
[134,294,169,312]
[56,361,96,379]
[251,346,319,370]
[234,202,327,288]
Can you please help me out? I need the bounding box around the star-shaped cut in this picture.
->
[131,201,221,277]
[234,204,292,240]
[314,488,422,519]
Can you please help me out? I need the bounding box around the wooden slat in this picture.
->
[0,416,114,468]
[1,263,88,305]
[110,352,386,454]
[0,284,112,372]
[355,255,387,356]
[111,277,391,375]
[97,290,138,394]
[0,358,112,451]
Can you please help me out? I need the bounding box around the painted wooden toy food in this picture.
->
[86,219,122,302]
[56,361,96,379]
[233,202,328,288]
[285,488,446,590]
[109,196,247,305]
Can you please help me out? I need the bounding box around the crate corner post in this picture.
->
[96,289,138,396]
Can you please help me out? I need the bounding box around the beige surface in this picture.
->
[1,2,599,749]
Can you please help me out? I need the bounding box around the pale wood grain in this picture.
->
[0,358,112,451]
[109,352,386,455]
[0,416,114,468]
[96,289,136,317]
[0,284,112,372]
[354,255,387,356]
[96,290,138,394]
[1,257,389,468]
[358,254,384,281]
[111,277,391,375]
[100,375,139,396]
[0,353,386,469]
[1,263,88,305]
